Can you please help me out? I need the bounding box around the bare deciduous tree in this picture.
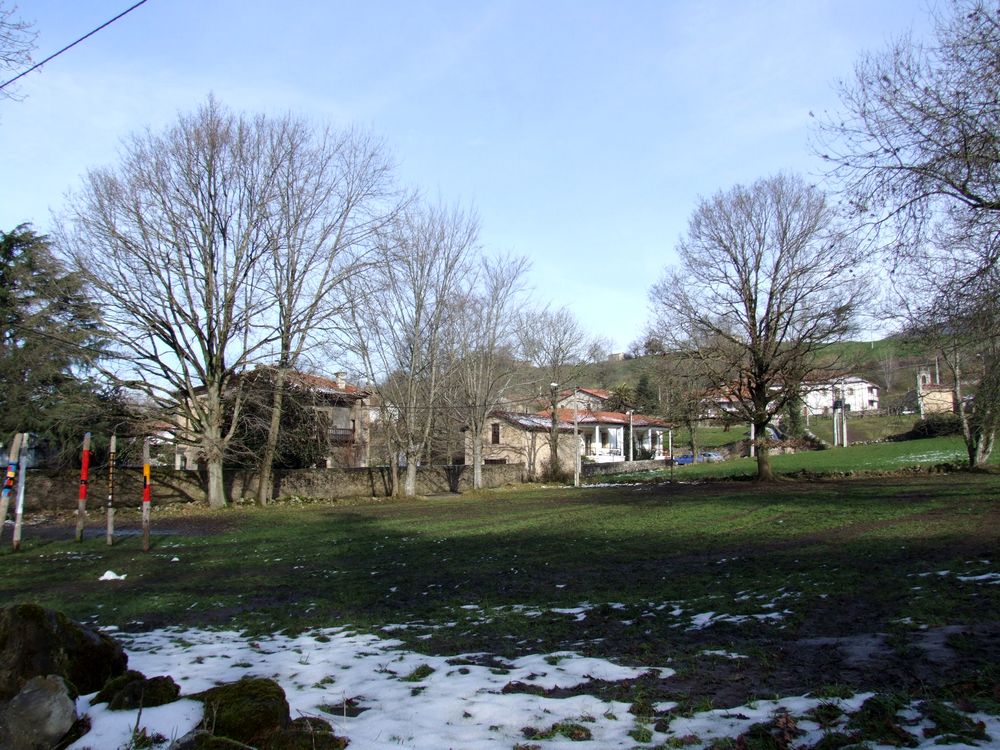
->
[649,174,867,480]
[817,0,1000,468]
[815,0,1000,246]
[0,3,36,100]
[337,203,477,497]
[451,252,530,489]
[254,125,401,505]
[897,226,1000,467]
[60,98,301,508]
[518,307,593,480]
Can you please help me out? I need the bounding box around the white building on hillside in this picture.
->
[802,376,879,415]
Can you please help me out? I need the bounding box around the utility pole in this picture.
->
[550,382,560,479]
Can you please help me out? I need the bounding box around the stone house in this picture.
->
[175,367,372,470]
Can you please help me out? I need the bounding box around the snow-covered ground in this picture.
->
[68,625,1000,750]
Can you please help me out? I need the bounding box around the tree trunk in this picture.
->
[973,428,995,468]
[256,369,287,506]
[403,451,418,497]
[754,422,774,481]
[472,433,483,490]
[206,456,227,509]
[203,394,229,508]
[388,461,399,497]
[548,407,561,479]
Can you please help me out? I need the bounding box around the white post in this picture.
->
[749,422,756,457]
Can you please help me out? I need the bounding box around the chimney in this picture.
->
[334,372,347,388]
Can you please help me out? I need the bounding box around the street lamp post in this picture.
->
[573,387,580,487]
[550,382,560,478]
[626,409,634,462]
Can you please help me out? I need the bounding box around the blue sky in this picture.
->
[0,1,933,352]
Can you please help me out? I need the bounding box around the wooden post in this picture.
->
[106,434,116,546]
[142,437,151,552]
[0,433,23,544]
[12,433,28,551]
[75,432,92,542]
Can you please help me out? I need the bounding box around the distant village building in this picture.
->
[801,376,880,415]
[915,384,957,415]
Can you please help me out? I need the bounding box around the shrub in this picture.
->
[908,413,962,438]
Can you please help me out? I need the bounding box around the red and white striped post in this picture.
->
[142,437,152,552]
[0,433,23,544]
[75,432,92,542]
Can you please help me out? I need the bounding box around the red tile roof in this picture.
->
[538,409,669,428]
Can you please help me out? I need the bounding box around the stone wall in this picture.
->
[580,458,668,478]
[20,463,527,511]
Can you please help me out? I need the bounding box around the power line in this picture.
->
[0,0,150,93]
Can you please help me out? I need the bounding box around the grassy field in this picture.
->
[614,435,983,483]
[671,414,929,453]
[2,463,999,724]
[806,413,919,443]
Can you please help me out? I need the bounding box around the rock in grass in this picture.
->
[0,674,78,750]
[0,603,128,700]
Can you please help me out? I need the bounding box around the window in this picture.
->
[491,423,501,445]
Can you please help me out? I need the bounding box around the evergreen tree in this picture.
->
[634,374,659,414]
[0,225,110,464]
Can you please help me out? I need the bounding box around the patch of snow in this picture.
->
[956,572,1000,584]
[68,627,671,750]
[98,570,127,581]
[66,624,1000,750]
[700,650,748,659]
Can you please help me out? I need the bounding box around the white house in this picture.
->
[471,407,668,477]
[801,376,879,415]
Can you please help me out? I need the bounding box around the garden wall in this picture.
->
[580,458,668,478]
[21,463,527,511]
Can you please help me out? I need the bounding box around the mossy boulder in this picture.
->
[195,677,291,745]
[93,670,180,710]
[268,717,349,749]
[92,670,146,704]
[0,603,127,700]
